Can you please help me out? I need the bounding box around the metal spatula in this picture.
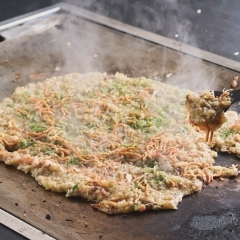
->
[214,88,240,112]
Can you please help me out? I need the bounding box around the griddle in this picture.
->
[0,3,240,240]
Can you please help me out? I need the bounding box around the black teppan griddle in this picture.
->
[0,4,240,240]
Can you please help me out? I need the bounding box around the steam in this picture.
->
[1,0,230,96]
[60,0,222,92]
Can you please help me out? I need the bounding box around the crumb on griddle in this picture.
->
[231,76,238,88]
[29,72,47,81]
[66,218,73,222]
[12,73,21,83]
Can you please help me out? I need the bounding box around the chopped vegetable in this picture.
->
[0,73,237,215]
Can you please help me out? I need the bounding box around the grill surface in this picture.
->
[0,4,240,240]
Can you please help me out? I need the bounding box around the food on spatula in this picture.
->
[186,90,231,145]
[0,73,237,214]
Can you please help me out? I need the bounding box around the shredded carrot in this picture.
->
[112,156,124,162]
[134,195,141,204]
[44,84,53,97]
[16,109,29,117]
[183,162,204,175]
[23,126,54,138]
[167,179,176,188]
[60,107,69,115]
[42,115,55,125]
[203,168,213,182]
[0,137,19,146]
[145,184,150,197]
[111,123,127,133]
[71,102,78,117]
[119,151,142,162]
[54,136,99,162]
[9,119,21,131]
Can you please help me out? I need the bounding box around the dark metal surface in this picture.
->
[0,224,27,240]
[0,5,240,240]
[1,0,240,64]
[214,89,240,112]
